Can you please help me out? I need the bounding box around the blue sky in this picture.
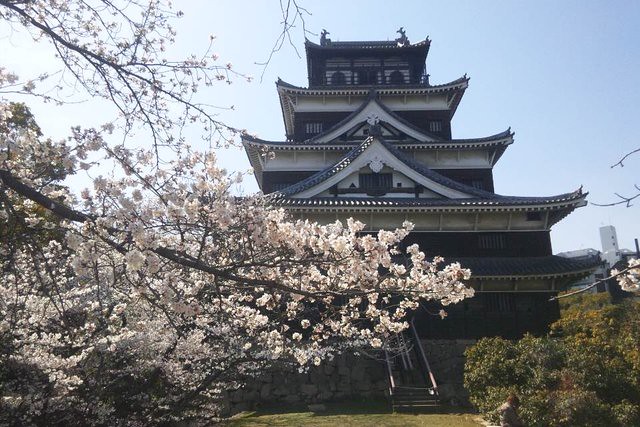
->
[2,0,640,253]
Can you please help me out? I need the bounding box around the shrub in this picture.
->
[464,295,640,427]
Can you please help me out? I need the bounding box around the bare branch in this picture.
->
[256,0,312,82]
[612,147,640,168]
[591,184,640,207]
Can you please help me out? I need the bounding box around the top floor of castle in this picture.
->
[306,28,431,87]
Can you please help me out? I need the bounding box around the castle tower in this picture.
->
[242,30,598,339]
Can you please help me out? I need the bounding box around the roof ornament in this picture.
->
[366,114,382,138]
[395,27,410,47]
[368,156,385,173]
[366,114,380,126]
[320,29,331,46]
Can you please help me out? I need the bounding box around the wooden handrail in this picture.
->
[410,318,438,392]
[398,333,414,370]
[384,349,396,391]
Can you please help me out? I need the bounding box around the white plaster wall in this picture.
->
[337,172,359,189]
[476,212,511,230]
[294,93,450,112]
[263,151,347,171]
[412,150,491,169]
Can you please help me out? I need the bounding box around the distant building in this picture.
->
[600,225,621,266]
[558,225,639,294]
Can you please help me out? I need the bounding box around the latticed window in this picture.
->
[304,122,323,136]
[478,233,507,250]
[357,69,378,85]
[429,121,442,132]
[359,173,392,195]
[388,70,404,84]
[330,71,346,85]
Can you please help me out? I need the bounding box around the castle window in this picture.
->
[331,71,346,85]
[429,121,442,133]
[478,234,507,250]
[357,69,378,85]
[304,122,323,136]
[388,70,405,84]
[359,173,392,196]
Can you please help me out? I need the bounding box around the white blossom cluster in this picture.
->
[1,1,473,423]
[612,258,640,292]
[1,118,473,423]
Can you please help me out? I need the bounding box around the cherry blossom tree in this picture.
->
[0,1,475,423]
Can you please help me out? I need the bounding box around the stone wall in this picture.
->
[421,339,477,405]
[222,339,477,415]
[221,353,388,415]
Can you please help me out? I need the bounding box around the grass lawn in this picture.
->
[227,400,484,426]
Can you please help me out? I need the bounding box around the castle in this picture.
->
[240,29,598,407]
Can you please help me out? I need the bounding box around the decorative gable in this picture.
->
[281,137,478,199]
[305,95,441,144]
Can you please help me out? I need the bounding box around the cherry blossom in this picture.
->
[0,1,475,423]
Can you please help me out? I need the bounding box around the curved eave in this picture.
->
[242,129,513,151]
[472,269,594,281]
[242,138,266,188]
[271,195,587,213]
[456,255,601,281]
[277,76,469,96]
[276,77,470,137]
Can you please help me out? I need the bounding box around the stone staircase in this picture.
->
[385,319,440,412]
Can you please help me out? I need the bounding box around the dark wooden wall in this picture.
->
[395,110,452,139]
[262,171,318,193]
[436,169,494,192]
[414,293,560,339]
[400,231,553,257]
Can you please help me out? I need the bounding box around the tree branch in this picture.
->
[549,263,639,301]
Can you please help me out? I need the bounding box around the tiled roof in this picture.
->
[305,38,430,50]
[276,76,468,93]
[242,128,513,150]
[264,136,586,210]
[272,194,585,209]
[449,255,601,278]
[268,136,525,200]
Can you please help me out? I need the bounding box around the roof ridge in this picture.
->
[275,76,469,92]
[242,128,513,146]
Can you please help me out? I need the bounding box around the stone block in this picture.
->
[300,384,318,396]
[338,363,350,376]
[307,403,327,412]
[318,391,334,400]
[284,394,301,403]
[323,362,335,375]
[230,389,243,403]
[260,383,272,400]
[350,365,365,382]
